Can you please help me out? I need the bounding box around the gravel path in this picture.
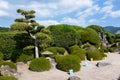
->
[17,52,120,80]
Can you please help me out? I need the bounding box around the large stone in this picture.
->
[0,65,17,76]
[96,62,110,67]
[68,76,81,80]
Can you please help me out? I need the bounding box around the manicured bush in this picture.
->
[69,45,86,60]
[45,47,66,55]
[23,45,34,55]
[56,55,81,72]
[47,24,81,49]
[29,57,51,72]
[0,76,17,80]
[16,53,34,63]
[0,32,33,60]
[0,61,17,70]
[0,32,16,60]
[86,50,105,60]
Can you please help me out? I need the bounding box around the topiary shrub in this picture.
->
[56,55,81,72]
[23,45,34,55]
[86,50,105,60]
[16,53,34,63]
[45,47,66,55]
[0,76,17,80]
[0,61,17,70]
[69,45,86,60]
[29,57,51,72]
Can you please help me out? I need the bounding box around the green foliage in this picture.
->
[0,32,16,60]
[35,32,52,50]
[14,33,34,49]
[45,47,66,55]
[100,44,109,52]
[23,45,34,55]
[87,25,105,33]
[29,57,51,72]
[56,55,81,72]
[0,52,3,60]
[86,50,105,60]
[105,32,115,44]
[0,27,10,32]
[80,28,100,47]
[0,61,17,70]
[115,34,120,42]
[47,24,81,49]
[69,45,86,60]
[0,76,17,80]
[16,53,34,63]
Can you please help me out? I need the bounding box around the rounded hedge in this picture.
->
[29,57,51,72]
[0,61,17,70]
[0,76,17,80]
[16,53,34,63]
[45,47,66,55]
[56,55,81,72]
[86,50,105,60]
[69,45,86,60]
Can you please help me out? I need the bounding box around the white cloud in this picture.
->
[88,19,97,23]
[110,10,120,18]
[77,5,100,18]
[101,0,120,19]
[26,0,93,18]
[0,0,9,9]
[0,10,9,16]
[37,20,60,27]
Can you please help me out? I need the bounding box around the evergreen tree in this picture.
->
[11,9,51,58]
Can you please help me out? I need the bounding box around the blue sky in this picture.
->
[0,0,120,27]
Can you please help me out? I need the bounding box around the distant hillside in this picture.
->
[104,26,120,34]
[0,27,10,32]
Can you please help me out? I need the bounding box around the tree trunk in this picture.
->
[35,39,39,58]
[28,32,39,58]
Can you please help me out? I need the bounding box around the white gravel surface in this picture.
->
[17,52,120,80]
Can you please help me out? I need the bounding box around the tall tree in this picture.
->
[11,9,51,58]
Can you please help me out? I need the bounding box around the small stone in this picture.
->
[68,76,81,80]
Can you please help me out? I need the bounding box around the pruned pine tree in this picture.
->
[11,9,49,58]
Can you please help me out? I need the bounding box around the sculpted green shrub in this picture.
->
[16,53,34,63]
[86,50,105,60]
[29,57,51,72]
[56,55,81,72]
[45,47,66,55]
[0,32,16,60]
[69,45,86,60]
[0,61,17,70]
[47,24,81,49]
[0,76,17,80]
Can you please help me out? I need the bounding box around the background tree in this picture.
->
[47,24,81,49]
[11,9,51,58]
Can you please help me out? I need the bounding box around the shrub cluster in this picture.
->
[0,61,17,70]
[29,57,51,72]
[45,47,66,55]
[69,45,86,60]
[0,76,17,80]
[56,55,81,72]
[16,53,34,63]
[86,50,106,60]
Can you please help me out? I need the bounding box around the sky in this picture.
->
[0,0,120,27]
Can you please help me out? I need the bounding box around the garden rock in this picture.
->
[96,62,110,67]
[68,76,81,80]
[0,65,17,76]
